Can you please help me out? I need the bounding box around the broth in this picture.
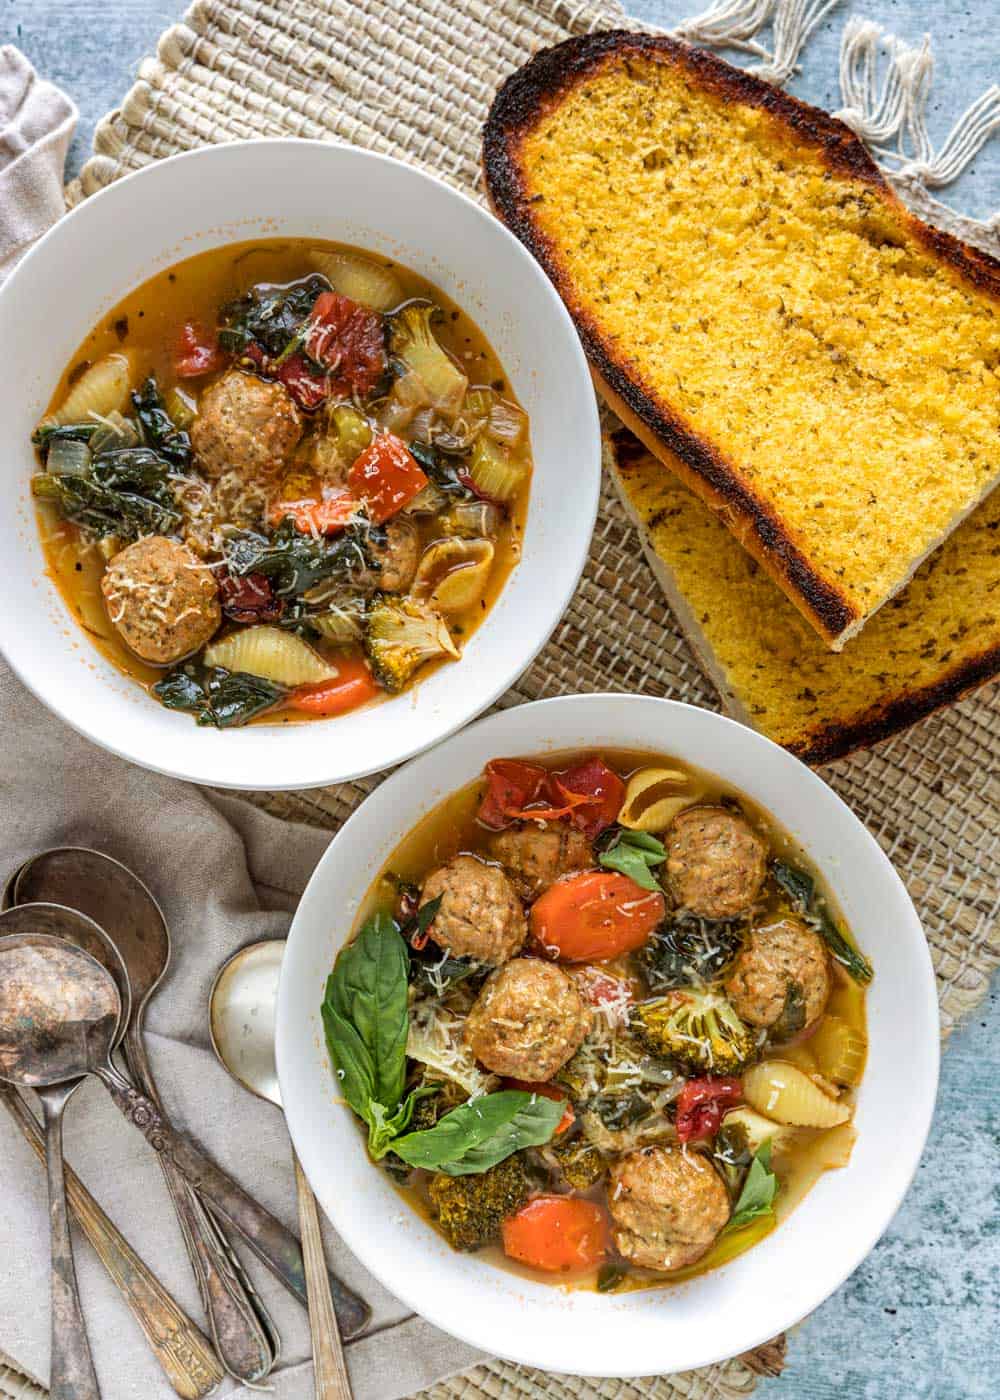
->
[33,239,531,727]
[334,748,869,1292]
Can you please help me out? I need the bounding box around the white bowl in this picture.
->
[277,693,939,1376]
[0,140,600,790]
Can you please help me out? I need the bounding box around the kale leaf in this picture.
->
[637,915,745,990]
[131,377,191,467]
[772,860,873,985]
[219,274,330,356]
[224,518,376,598]
[152,667,287,728]
[32,422,101,453]
[32,470,181,540]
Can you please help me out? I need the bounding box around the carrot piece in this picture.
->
[530,870,664,962]
[287,656,380,716]
[268,491,360,535]
[502,1196,608,1273]
[501,1079,575,1134]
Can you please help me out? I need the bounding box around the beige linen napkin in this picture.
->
[0,47,76,279]
[0,659,485,1398]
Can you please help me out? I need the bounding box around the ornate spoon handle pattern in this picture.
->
[0,1084,222,1400]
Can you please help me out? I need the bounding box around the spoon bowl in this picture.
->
[0,932,120,1088]
[0,903,131,1049]
[10,847,170,1015]
[209,941,284,1109]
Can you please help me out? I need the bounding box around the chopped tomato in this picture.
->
[477,759,550,829]
[348,434,428,524]
[307,291,386,398]
[477,756,625,835]
[275,351,331,411]
[675,1077,743,1143]
[268,491,360,535]
[551,758,625,838]
[175,321,226,378]
[218,571,284,623]
[502,1196,608,1273]
[530,870,664,962]
[286,656,380,717]
[502,1079,575,1134]
[574,968,635,1014]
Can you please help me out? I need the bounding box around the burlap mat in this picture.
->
[4,1,997,1399]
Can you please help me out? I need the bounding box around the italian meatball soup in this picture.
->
[322,750,872,1290]
[31,241,531,727]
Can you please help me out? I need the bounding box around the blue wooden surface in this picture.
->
[5,0,999,1394]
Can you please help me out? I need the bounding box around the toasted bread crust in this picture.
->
[607,430,1000,767]
[484,30,1000,649]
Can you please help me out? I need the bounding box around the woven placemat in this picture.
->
[5,1,997,1398]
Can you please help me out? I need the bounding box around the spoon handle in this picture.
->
[39,1087,101,1400]
[0,1085,223,1399]
[124,1028,277,1383]
[97,1065,371,1339]
[293,1149,353,1398]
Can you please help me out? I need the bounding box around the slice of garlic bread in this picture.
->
[607,430,1000,765]
[484,31,1000,650]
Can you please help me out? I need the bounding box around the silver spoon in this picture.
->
[9,850,370,1338]
[211,941,353,1400]
[10,848,277,1383]
[0,932,123,1400]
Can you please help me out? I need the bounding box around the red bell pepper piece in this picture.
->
[348,433,428,524]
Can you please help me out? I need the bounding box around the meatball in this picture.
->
[421,854,526,964]
[463,957,590,1080]
[607,1146,730,1272]
[725,916,831,1033]
[191,369,302,484]
[101,536,220,665]
[665,805,768,919]
[488,823,594,900]
[372,517,419,593]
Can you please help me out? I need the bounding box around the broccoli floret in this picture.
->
[551,1138,607,1190]
[364,595,459,693]
[427,1154,532,1252]
[630,989,755,1075]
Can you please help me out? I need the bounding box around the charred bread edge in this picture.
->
[607,430,1000,767]
[484,30,1000,653]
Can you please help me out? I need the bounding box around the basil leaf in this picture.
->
[723,1141,778,1233]
[414,895,443,939]
[321,912,412,1153]
[391,1090,564,1176]
[599,829,666,893]
[619,831,668,856]
[327,911,410,1111]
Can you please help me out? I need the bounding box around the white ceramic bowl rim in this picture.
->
[0,139,601,789]
[276,693,940,1377]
